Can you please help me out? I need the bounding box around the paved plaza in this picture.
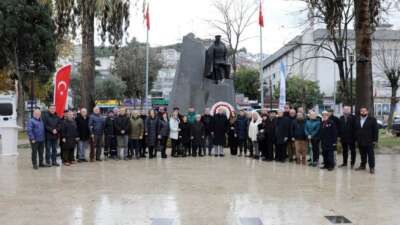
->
[0,150,399,225]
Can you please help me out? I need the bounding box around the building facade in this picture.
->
[262,27,400,118]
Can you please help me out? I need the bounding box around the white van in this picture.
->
[0,94,17,125]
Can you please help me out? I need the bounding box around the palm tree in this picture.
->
[42,0,131,110]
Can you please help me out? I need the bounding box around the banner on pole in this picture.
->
[54,64,71,118]
[278,62,286,111]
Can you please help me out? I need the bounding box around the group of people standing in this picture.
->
[27,104,378,174]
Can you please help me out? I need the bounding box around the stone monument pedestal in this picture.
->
[168,33,236,114]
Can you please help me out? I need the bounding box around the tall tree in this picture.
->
[354,0,381,114]
[51,0,130,111]
[274,76,324,109]
[0,0,56,126]
[373,43,400,129]
[95,75,127,100]
[234,68,260,100]
[114,38,162,101]
[208,0,258,74]
[296,0,354,105]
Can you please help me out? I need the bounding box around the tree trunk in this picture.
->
[336,60,350,105]
[14,44,25,128]
[80,1,96,112]
[387,85,398,130]
[232,52,237,74]
[354,0,374,115]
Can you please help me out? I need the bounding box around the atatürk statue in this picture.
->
[204,35,231,84]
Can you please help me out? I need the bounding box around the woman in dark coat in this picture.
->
[158,112,170,158]
[235,110,249,156]
[179,116,191,157]
[320,111,337,171]
[258,114,269,160]
[213,108,228,157]
[227,112,238,155]
[275,111,292,162]
[145,110,159,158]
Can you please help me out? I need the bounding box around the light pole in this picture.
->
[349,50,355,113]
[28,61,35,117]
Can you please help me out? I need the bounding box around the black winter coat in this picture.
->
[339,114,357,143]
[61,119,78,149]
[292,119,307,140]
[114,115,131,136]
[355,116,379,146]
[179,122,191,145]
[235,115,248,140]
[320,119,338,147]
[275,116,292,144]
[43,111,61,140]
[158,119,170,137]
[265,118,276,142]
[104,116,115,136]
[201,114,214,136]
[191,121,205,146]
[227,119,238,146]
[213,113,228,145]
[75,115,90,141]
[145,117,159,147]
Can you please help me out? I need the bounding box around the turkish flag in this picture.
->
[259,1,264,27]
[54,64,71,118]
[145,3,150,30]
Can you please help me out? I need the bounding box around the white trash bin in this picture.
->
[0,125,19,156]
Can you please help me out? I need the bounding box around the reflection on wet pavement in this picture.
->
[0,149,399,225]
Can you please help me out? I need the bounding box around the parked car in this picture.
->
[377,119,387,129]
[391,118,400,136]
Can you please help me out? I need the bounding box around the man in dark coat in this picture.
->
[191,115,205,157]
[89,107,105,161]
[139,111,148,157]
[104,111,116,160]
[213,108,228,156]
[114,108,131,160]
[275,111,292,162]
[201,108,215,156]
[355,107,379,174]
[320,111,338,171]
[339,106,357,168]
[42,104,61,166]
[60,111,79,166]
[75,108,90,162]
[235,110,248,156]
[287,109,297,162]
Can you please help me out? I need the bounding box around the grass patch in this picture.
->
[378,130,400,149]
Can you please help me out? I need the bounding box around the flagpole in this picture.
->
[145,25,149,109]
[259,1,264,109]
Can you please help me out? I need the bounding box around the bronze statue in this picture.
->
[204,35,231,84]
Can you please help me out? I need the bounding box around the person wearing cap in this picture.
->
[27,108,46,169]
[320,111,337,171]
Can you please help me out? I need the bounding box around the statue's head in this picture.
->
[215,35,222,43]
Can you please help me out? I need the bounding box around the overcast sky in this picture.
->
[95,0,400,55]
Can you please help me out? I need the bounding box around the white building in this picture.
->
[262,27,400,117]
[151,48,180,100]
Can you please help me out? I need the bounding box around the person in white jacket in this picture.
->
[248,112,262,159]
[169,111,181,157]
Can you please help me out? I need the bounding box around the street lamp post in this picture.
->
[28,61,35,118]
[349,50,355,113]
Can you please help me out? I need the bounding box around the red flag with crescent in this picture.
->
[145,3,150,30]
[54,64,71,118]
[259,1,264,27]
